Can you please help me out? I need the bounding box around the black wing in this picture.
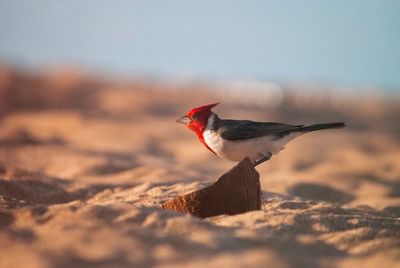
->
[218,119,303,141]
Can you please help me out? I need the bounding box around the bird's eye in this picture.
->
[192,113,198,120]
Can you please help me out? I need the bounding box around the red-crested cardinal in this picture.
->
[177,103,345,166]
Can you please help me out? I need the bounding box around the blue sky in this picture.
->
[0,1,399,89]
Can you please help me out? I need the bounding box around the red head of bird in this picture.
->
[176,103,220,153]
[176,103,219,136]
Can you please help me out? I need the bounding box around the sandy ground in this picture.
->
[0,67,399,268]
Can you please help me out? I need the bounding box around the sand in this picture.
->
[0,66,399,268]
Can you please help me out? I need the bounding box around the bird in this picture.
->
[176,103,345,166]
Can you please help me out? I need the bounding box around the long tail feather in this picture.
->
[300,122,345,132]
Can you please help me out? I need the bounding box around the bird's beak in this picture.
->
[176,115,191,125]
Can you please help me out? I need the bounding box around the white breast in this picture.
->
[203,128,225,156]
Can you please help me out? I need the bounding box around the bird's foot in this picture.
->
[253,153,272,167]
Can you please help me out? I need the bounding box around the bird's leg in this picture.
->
[253,153,272,167]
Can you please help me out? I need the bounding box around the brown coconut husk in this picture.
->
[162,158,262,218]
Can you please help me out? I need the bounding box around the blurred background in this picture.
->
[1,0,400,149]
[0,0,399,91]
[1,0,400,137]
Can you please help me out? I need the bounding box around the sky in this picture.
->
[0,0,399,89]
